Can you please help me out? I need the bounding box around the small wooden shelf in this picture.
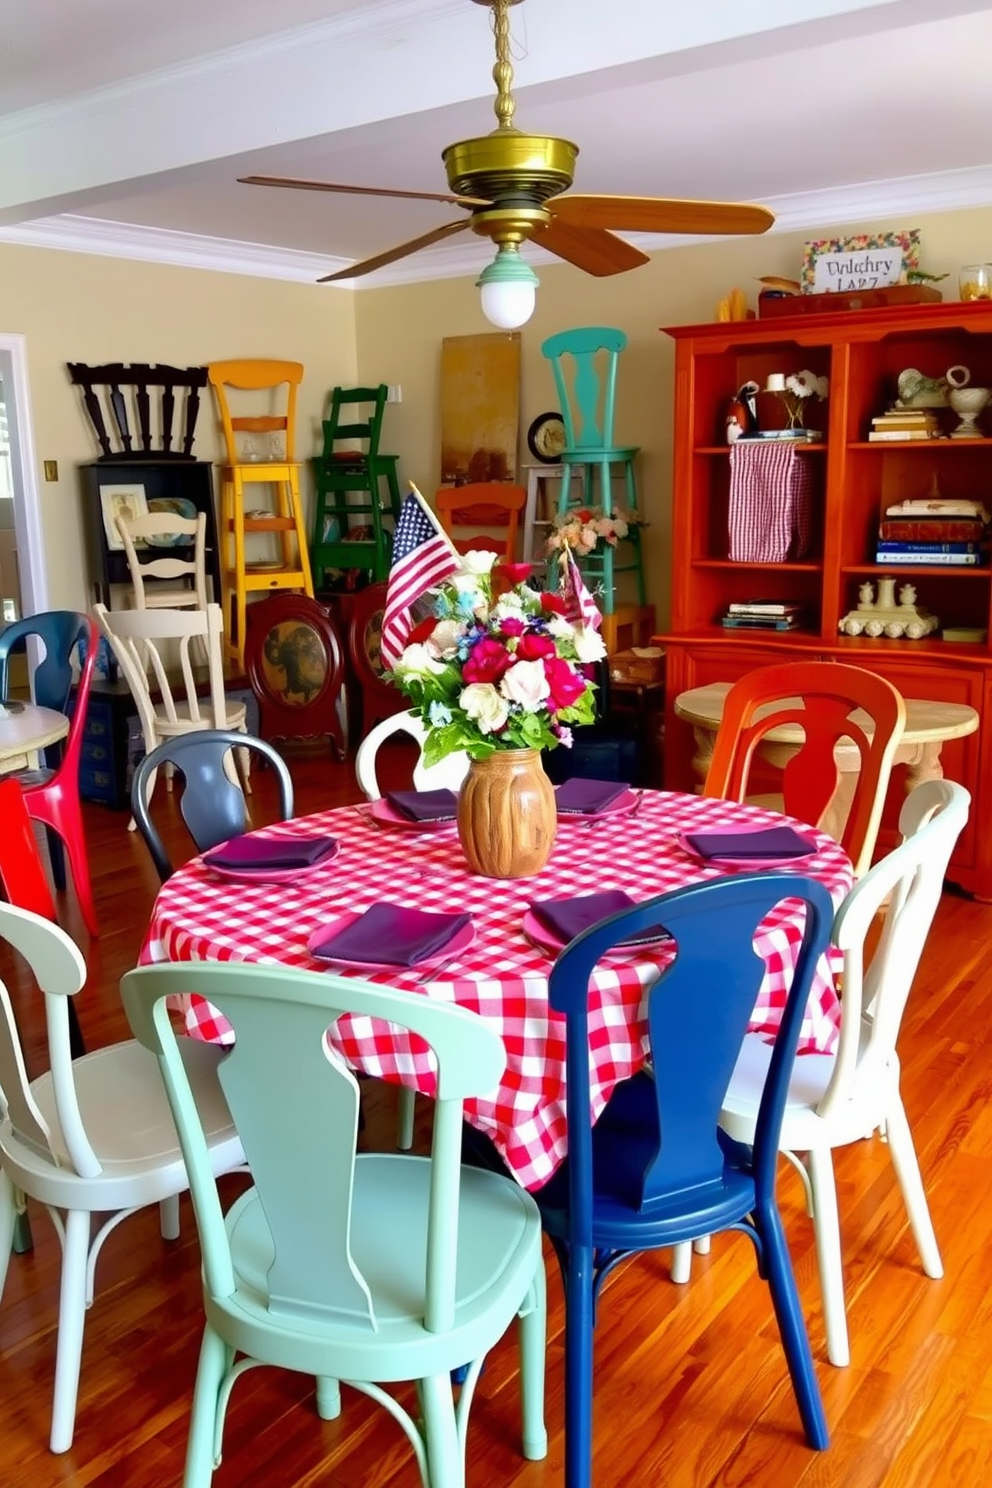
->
[849,438,992,451]
[694,443,826,456]
[691,558,822,573]
[242,516,296,532]
[842,563,990,579]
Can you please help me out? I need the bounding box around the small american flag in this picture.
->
[563,552,603,633]
[380,491,460,670]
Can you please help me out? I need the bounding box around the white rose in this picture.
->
[429,618,463,658]
[460,682,509,734]
[493,593,525,621]
[499,658,551,713]
[458,549,500,576]
[546,614,577,641]
[450,572,485,597]
[393,642,446,679]
[572,626,607,663]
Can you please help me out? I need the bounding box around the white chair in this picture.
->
[717,778,970,1367]
[0,901,245,1452]
[94,601,250,816]
[355,709,469,1151]
[355,709,470,801]
[116,510,208,613]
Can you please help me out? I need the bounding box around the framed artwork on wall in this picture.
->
[99,483,149,549]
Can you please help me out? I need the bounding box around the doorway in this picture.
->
[0,335,48,634]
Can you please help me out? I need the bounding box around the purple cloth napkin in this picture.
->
[555,777,631,815]
[683,825,814,861]
[385,788,459,822]
[204,833,337,871]
[311,902,472,967]
[530,890,671,948]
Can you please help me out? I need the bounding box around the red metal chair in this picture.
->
[0,777,86,1057]
[4,615,100,936]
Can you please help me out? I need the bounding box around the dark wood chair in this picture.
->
[243,594,347,758]
[346,581,405,741]
[66,362,208,461]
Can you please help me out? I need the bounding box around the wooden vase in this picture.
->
[457,748,557,879]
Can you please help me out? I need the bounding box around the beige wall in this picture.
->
[0,243,358,613]
[3,204,992,623]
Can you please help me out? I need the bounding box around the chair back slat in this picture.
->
[704,662,906,878]
[321,384,388,459]
[67,362,207,461]
[94,603,228,742]
[817,779,969,1122]
[540,327,627,453]
[549,874,835,1235]
[121,962,506,1331]
[207,360,303,466]
[0,901,93,1175]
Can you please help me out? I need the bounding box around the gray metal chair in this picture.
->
[130,729,294,882]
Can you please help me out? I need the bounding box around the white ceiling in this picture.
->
[2,0,992,289]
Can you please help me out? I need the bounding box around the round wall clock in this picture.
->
[527,411,567,463]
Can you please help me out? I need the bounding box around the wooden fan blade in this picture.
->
[552,194,775,236]
[539,219,650,277]
[239,175,488,208]
[317,220,471,283]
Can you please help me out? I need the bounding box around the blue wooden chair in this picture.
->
[535,873,834,1488]
[540,326,645,613]
[121,959,547,1488]
[130,729,295,882]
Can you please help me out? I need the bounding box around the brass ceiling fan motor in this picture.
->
[239,0,774,285]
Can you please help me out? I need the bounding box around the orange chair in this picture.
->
[703,661,906,878]
[435,482,526,563]
[206,359,314,664]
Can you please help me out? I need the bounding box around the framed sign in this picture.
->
[801,230,921,294]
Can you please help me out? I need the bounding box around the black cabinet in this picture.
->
[80,460,221,606]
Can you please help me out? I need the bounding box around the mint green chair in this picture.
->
[121,961,547,1488]
[540,326,646,613]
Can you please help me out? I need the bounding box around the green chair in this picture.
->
[310,384,402,586]
[540,327,646,613]
[121,959,547,1488]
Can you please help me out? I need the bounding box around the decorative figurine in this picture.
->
[838,576,939,639]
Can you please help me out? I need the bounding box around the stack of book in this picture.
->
[875,498,989,566]
[868,409,943,442]
[721,601,805,631]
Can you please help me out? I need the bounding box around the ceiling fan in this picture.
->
[239,0,774,327]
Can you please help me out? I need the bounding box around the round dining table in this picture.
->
[0,701,69,774]
[142,789,854,1191]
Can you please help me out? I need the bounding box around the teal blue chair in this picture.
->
[540,326,646,613]
[121,960,547,1488]
[535,873,834,1488]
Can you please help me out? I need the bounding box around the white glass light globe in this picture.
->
[480,277,537,329]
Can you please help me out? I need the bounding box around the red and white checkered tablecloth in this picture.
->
[141,790,853,1192]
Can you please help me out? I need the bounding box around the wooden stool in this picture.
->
[207,359,314,664]
[310,384,401,586]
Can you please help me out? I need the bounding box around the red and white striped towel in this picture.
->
[728,440,812,563]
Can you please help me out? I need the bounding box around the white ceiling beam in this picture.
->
[0,0,960,223]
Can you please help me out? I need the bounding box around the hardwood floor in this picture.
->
[2,745,992,1487]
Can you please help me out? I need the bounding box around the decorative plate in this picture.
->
[146,496,198,546]
[527,411,567,464]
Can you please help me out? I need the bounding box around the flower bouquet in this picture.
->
[775,370,829,430]
[390,550,602,767]
[545,507,642,559]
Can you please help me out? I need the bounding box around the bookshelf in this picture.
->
[658,299,992,897]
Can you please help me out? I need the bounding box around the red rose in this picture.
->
[499,562,534,586]
[406,615,437,645]
[462,636,513,684]
[499,616,525,637]
[540,591,568,616]
[543,656,587,712]
[516,632,557,661]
